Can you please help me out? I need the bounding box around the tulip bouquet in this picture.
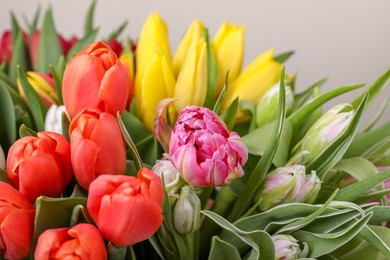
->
[1,1,390,259]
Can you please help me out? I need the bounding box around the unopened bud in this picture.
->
[152,158,180,196]
[173,186,201,234]
[272,234,302,260]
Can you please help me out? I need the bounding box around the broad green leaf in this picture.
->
[293,212,372,258]
[0,82,16,146]
[220,98,238,130]
[61,112,70,141]
[135,135,160,166]
[351,67,390,110]
[202,210,275,260]
[120,110,150,143]
[362,95,390,132]
[274,50,294,63]
[203,29,220,109]
[306,94,368,179]
[345,121,390,158]
[335,168,390,201]
[242,119,292,167]
[288,83,364,129]
[32,196,87,254]
[117,113,143,171]
[66,29,99,61]
[367,206,390,224]
[69,204,94,226]
[26,5,41,36]
[208,236,241,260]
[108,242,127,260]
[332,237,379,260]
[17,66,47,131]
[106,20,128,41]
[291,77,327,112]
[10,30,31,82]
[10,12,20,48]
[19,124,37,137]
[36,7,62,73]
[228,68,286,222]
[0,70,16,90]
[353,189,390,204]
[333,157,378,184]
[359,225,390,259]
[84,0,97,35]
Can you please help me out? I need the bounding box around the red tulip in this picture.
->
[29,31,78,68]
[69,108,127,190]
[107,39,124,57]
[0,182,35,259]
[0,30,28,65]
[87,168,164,246]
[62,41,130,119]
[34,223,107,260]
[6,131,72,203]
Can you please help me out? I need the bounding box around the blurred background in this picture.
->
[1,0,389,124]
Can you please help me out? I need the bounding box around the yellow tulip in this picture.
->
[174,38,207,112]
[119,45,135,109]
[135,49,176,132]
[17,71,58,108]
[221,49,282,121]
[173,20,205,77]
[212,21,245,95]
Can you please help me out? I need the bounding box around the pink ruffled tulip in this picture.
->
[34,223,107,260]
[62,41,130,119]
[6,132,72,203]
[87,168,164,246]
[169,106,248,186]
[0,182,35,259]
[69,108,126,190]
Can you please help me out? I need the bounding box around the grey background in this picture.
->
[1,0,389,125]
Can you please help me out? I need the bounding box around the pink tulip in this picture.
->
[87,168,164,246]
[169,106,248,186]
[69,108,126,190]
[6,131,72,203]
[62,41,130,119]
[34,223,107,260]
[0,182,35,259]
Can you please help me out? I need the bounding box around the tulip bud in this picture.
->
[17,71,58,108]
[173,186,201,234]
[174,38,207,112]
[254,165,320,210]
[212,20,245,95]
[291,104,354,164]
[169,106,248,187]
[152,158,180,196]
[221,49,282,122]
[0,182,35,259]
[45,104,68,134]
[0,144,5,171]
[34,223,107,259]
[272,234,302,260]
[256,82,294,127]
[173,20,205,76]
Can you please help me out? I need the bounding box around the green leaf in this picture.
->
[228,67,286,222]
[10,29,31,82]
[36,7,63,73]
[26,5,41,36]
[274,50,295,63]
[117,112,143,171]
[359,225,390,259]
[0,169,10,184]
[50,64,63,105]
[367,206,390,224]
[120,110,151,143]
[334,157,378,182]
[135,135,160,166]
[19,124,37,138]
[202,210,275,260]
[220,98,238,130]
[66,29,99,61]
[345,121,390,158]
[17,66,47,131]
[362,95,390,132]
[214,71,229,114]
[331,236,378,260]
[108,242,128,260]
[0,82,16,146]
[208,236,241,260]
[291,77,327,112]
[106,20,128,41]
[242,119,292,167]
[61,112,70,141]
[351,67,390,110]
[306,94,368,179]
[288,83,364,129]
[293,212,372,258]
[203,28,220,109]
[69,204,94,226]
[31,196,87,254]
[84,0,97,35]
[335,168,390,201]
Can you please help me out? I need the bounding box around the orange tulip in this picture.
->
[62,41,130,119]
[0,182,35,259]
[34,223,107,260]
[87,168,164,246]
[6,131,72,203]
[69,108,127,190]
